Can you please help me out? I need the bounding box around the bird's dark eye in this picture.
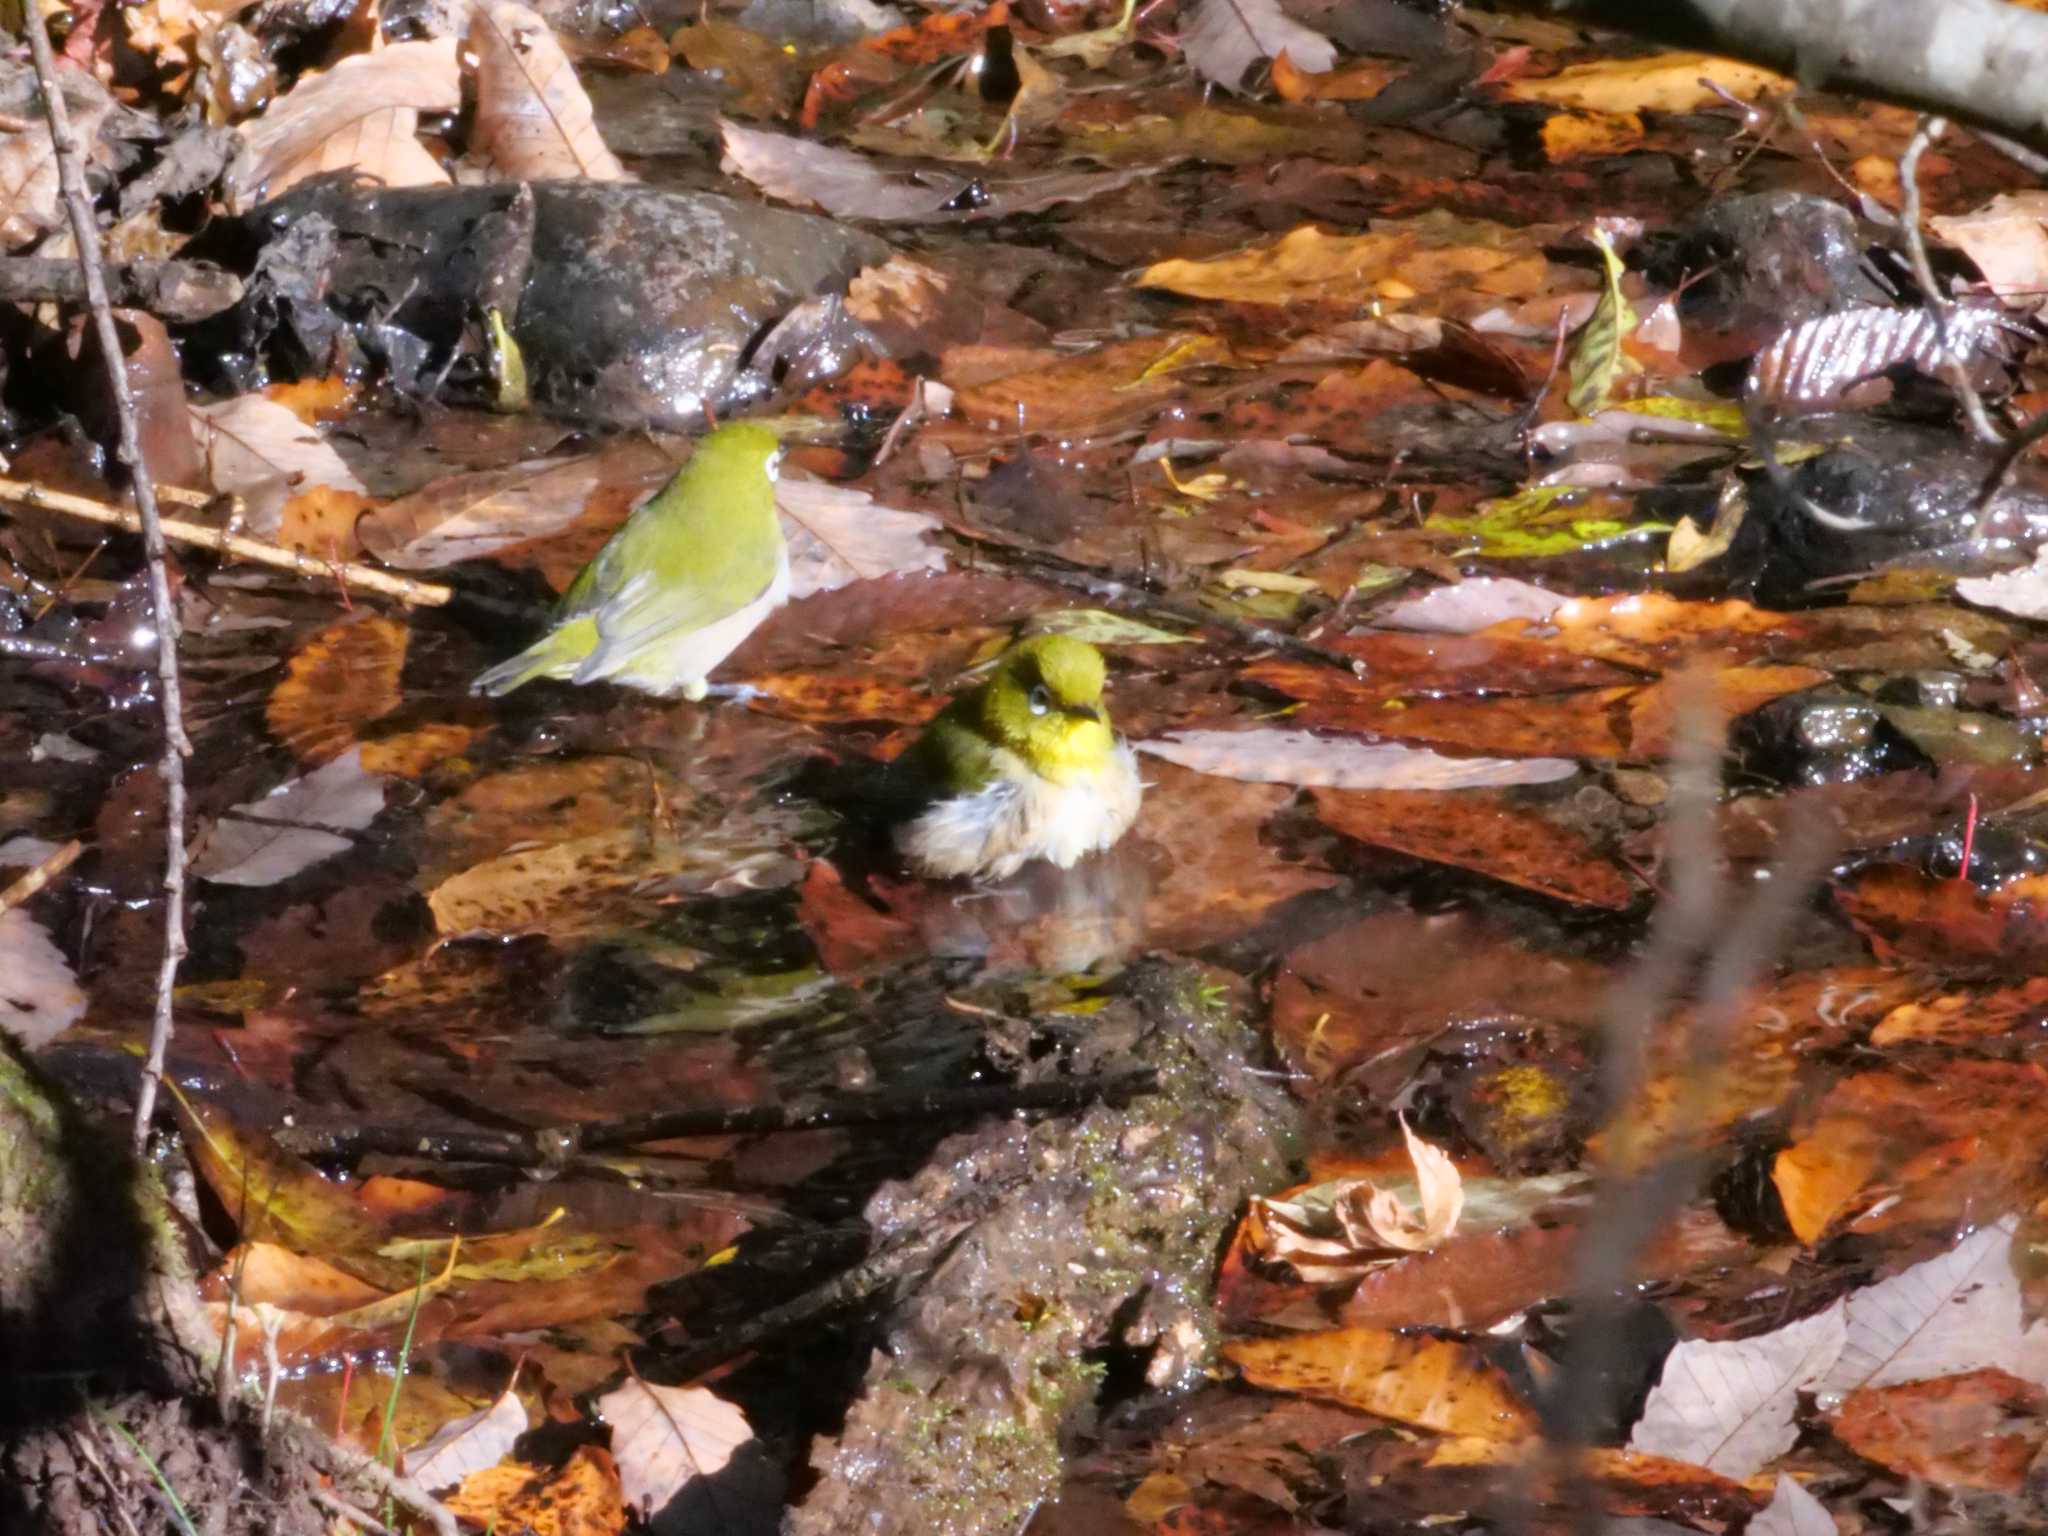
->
[1028,685,1051,716]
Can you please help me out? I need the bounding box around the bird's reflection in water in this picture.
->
[913,844,1151,974]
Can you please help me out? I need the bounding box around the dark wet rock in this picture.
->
[789,961,1299,1536]
[1731,689,1936,788]
[1722,421,2048,605]
[197,175,892,431]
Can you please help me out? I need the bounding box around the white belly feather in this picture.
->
[897,740,1143,880]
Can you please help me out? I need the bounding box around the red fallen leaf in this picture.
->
[445,1445,628,1535]
[1268,910,1607,1084]
[800,1,1009,127]
[1773,1060,2048,1242]
[1310,786,1637,909]
[1834,865,2048,969]
[1310,630,1642,701]
[797,355,918,425]
[797,861,922,977]
[1833,1368,2048,1492]
[1870,975,2048,1046]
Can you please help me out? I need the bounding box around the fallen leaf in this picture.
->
[1931,191,2048,307]
[1746,1474,1836,1536]
[776,477,947,596]
[1310,786,1636,908]
[194,749,388,887]
[597,1378,754,1520]
[229,37,459,211]
[0,64,110,250]
[1181,0,1334,91]
[1138,728,1580,789]
[1832,1368,2048,1492]
[1502,50,1792,113]
[208,1242,384,1314]
[1834,865,2048,969]
[266,615,408,766]
[1628,1301,1845,1477]
[1822,1218,2048,1395]
[406,1388,529,1492]
[1958,546,2048,621]
[1374,577,1566,632]
[470,1,630,182]
[190,394,374,541]
[445,1445,628,1535]
[1227,1326,1536,1439]
[0,909,86,1048]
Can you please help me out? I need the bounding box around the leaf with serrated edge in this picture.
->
[1629,1301,1844,1477]
[598,1379,753,1519]
[1138,729,1578,790]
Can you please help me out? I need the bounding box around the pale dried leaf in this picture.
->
[720,119,1145,222]
[1747,1474,1837,1536]
[0,66,111,251]
[1931,191,2048,307]
[0,909,87,1048]
[1957,550,2048,622]
[1182,0,1334,91]
[1373,577,1566,633]
[190,395,370,538]
[598,1378,753,1519]
[406,1390,529,1492]
[358,446,663,570]
[230,38,459,212]
[1629,1301,1845,1477]
[1137,729,1579,789]
[776,478,946,598]
[1820,1218,2042,1395]
[194,749,387,888]
[470,0,629,181]
[1355,1117,1464,1252]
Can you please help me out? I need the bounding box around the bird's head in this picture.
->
[688,421,784,486]
[976,635,1118,784]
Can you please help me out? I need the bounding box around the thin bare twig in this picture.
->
[1898,115,2007,448]
[20,12,188,1156]
[0,477,454,607]
[0,838,83,917]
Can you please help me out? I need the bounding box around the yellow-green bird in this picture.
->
[893,635,1143,881]
[474,422,786,699]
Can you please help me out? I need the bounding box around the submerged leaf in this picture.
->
[1138,729,1580,789]
[194,749,387,888]
[1426,484,1669,558]
[0,909,86,1048]
[1564,228,1638,416]
[1228,1326,1536,1439]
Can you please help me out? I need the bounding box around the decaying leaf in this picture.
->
[1957,546,2048,621]
[1181,0,1334,91]
[0,909,87,1048]
[1227,1326,1536,1439]
[598,1378,754,1520]
[1628,1301,1845,1477]
[266,615,409,766]
[194,749,387,888]
[1138,729,1580,789]
[190,394,374,541]
[0,63,111,250]
[1831,1368,2048,1493]
[1503,50,1792,114]
[445,1445,627,1534]
[1251,1118,1463,1273]
[228,38,459,211]
[406,1389,530,1492]
[1746,1474,1836,1536]
[776,477,946,596]
[1930,190,2048,308]
[1564,229,1638,416]
[1374,577,1565,633]
[469,1,630,182]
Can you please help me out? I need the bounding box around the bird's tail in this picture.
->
[472,621,589,697]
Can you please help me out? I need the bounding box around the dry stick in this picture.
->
[20,14,188,1157]
[0,838,83,918]
[0,478,454,608]
[1897,115,2008,450]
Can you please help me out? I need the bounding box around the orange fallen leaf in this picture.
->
[266,614,407,766]
[445,1445,628,1536]
[1227,1326,1535,1439]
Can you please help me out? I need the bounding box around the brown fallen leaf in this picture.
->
[1500,50,1793,113]
[445,1445,628,1536]
[1226,1326,1535,1440]
[1311,785,1636,908]
[469,1,630,182]
[229,37,459,211]
[266,614,408,766]
[1832,1368,2048,1493]
[1835,865,2048,969]
[597,1378,753,1522]
[191,394,374,541]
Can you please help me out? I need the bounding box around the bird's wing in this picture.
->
[569,495,783,675]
